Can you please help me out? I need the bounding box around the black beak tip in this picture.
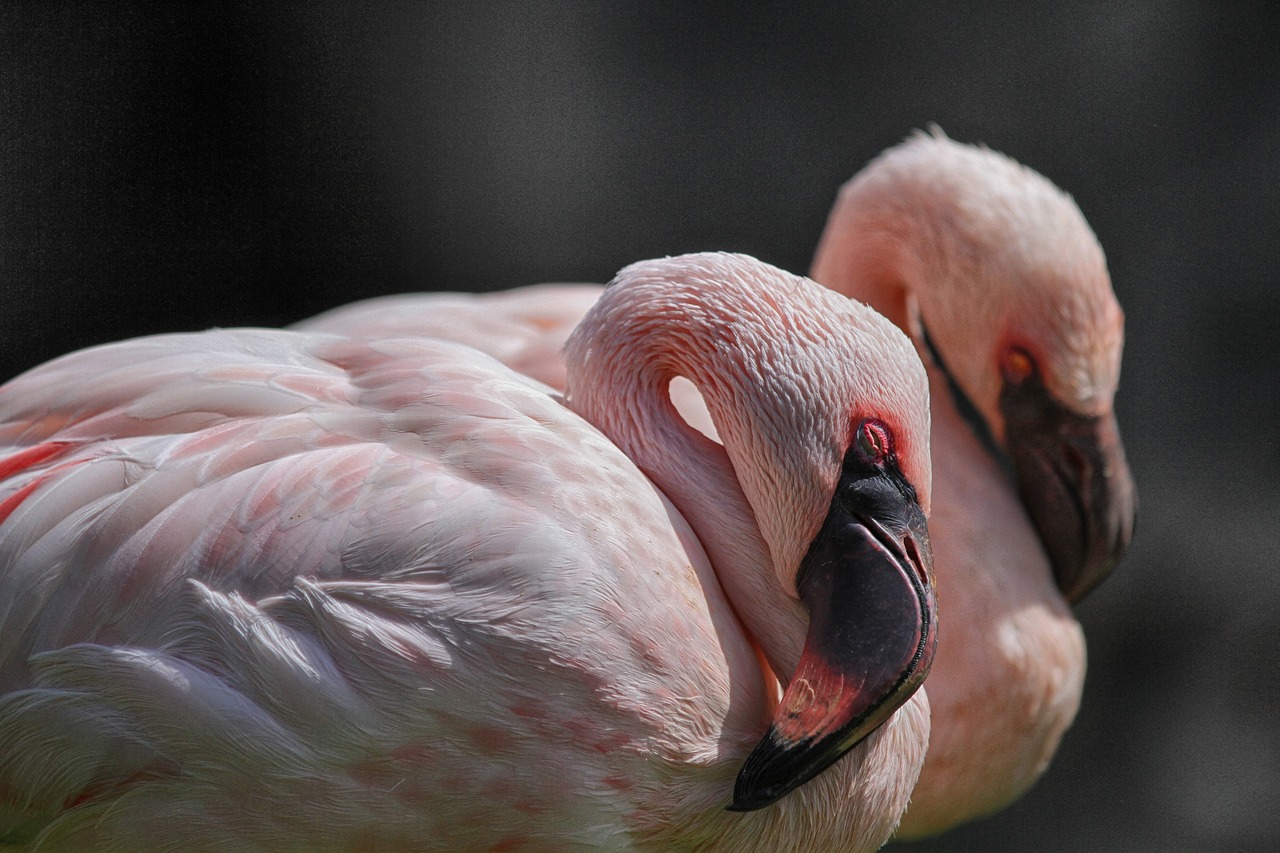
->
[1058,500,1137,604]
[1058,561,1106,605]
[726,727,807,812]
[1064,467,1138,604]
[725,793,774,813]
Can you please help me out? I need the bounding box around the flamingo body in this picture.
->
[0,254,935,852]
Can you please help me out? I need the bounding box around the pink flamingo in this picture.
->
[811,130,1135,836]
[297,131,1137,837]
[0,254,937,851]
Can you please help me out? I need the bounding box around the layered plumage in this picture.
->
[300,284,601,391]
[0,253,937,852]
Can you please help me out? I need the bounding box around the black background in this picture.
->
[4,4,1278,851]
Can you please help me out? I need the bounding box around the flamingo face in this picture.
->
[997,346,1136,603]
[731,430,936,810]
[925,322,1137,605]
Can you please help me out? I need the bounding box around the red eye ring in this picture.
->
[855,418,891,465]
[1002,346,1036,384]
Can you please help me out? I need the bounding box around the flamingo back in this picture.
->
[0,329,757,850]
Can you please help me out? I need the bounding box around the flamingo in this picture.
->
[810,129,1135,836]
[0,253,938,852]
[295,130,1138,837]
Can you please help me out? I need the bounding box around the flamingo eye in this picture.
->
[855,419,891,465]
[1002,346,1036,384]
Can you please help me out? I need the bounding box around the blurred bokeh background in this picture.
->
[3,4,1277,851]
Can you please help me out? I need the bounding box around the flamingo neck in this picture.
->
[567,370,808,692]
[562,269,809,685]
[811,192,916,330]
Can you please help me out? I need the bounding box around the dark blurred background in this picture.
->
[3,3,1277,851]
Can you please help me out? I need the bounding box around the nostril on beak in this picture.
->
[903,535,925,583]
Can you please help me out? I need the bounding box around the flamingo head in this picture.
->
[728,411,939,812]
[567,253,938,810]
[814,130,1137,603]
[669,257,941,811]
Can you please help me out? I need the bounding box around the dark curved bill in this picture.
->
[1001,382,1137,604]
[729,480,936,811]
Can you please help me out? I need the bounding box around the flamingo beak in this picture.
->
[1000,381,1137,604]
[728,461,937,811]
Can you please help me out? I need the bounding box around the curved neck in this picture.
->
[811,199,917,334]
[811,183,993,433]
[562,266,808,683]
